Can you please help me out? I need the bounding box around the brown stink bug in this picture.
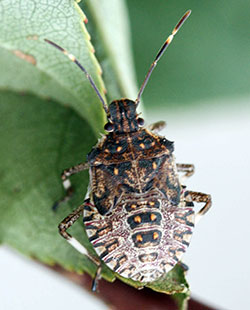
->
[45,10,211,291]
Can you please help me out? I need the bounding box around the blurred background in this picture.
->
[127,0,250,110]
[127,1,250,309]
[1,0,250,309]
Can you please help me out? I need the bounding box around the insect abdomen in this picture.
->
[83,191,195,283]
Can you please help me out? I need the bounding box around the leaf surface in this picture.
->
[0,0,106,133]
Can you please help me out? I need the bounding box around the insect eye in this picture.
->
[104,122,114,132]
[137,117,144,127]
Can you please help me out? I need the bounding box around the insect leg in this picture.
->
[148,121,166,133]
[59,202,102,291]
[188,191,212,224]
[176,163,195,182]
[53,162,89,210]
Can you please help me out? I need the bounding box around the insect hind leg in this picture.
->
[52,162,89,211]
[186,191,212,224]
[91,264,102,292]
[148,121,166,133]
[58,201,102,291]
[176,163,195,183]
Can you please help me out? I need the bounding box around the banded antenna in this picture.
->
[135,10,191,105]
[44,39,109,115]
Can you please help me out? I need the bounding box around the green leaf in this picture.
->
[81,0,138,101]
[173,293,189,310]
[0,90,115,278]
[0,0,189,303]
[147,264,189,295]
[0,0,106,134]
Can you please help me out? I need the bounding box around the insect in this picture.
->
[45,10,211,291]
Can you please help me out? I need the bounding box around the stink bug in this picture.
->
[45,10,211,290]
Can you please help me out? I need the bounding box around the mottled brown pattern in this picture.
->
[78,100,206,282]
[56,98,211,285]
[88,114,179,216]
[83,185,195,282]
[53,10,212,287]
[80,98,207,283]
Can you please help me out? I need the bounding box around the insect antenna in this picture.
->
[44,39,109,115]
[135,10,192,105]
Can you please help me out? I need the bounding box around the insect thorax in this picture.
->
[87,117,178,216]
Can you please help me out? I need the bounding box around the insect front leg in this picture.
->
[176,163,195,182]
[187,191,212,224]
[59,201,102,291]
[148,120,166,133]
[53,162,89,210]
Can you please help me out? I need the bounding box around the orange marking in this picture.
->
[153,232,159,240]
[152,162,157,170]
[166,37,171,45]
[149,201,155,206]
[134,216,141,223]
[150,214,157,221]
[13,50,37,65]
[139,143,145,149]
[131,204,137,209]
[136,234,143,242]
[116,146,122,152]
[114,168,119,175]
